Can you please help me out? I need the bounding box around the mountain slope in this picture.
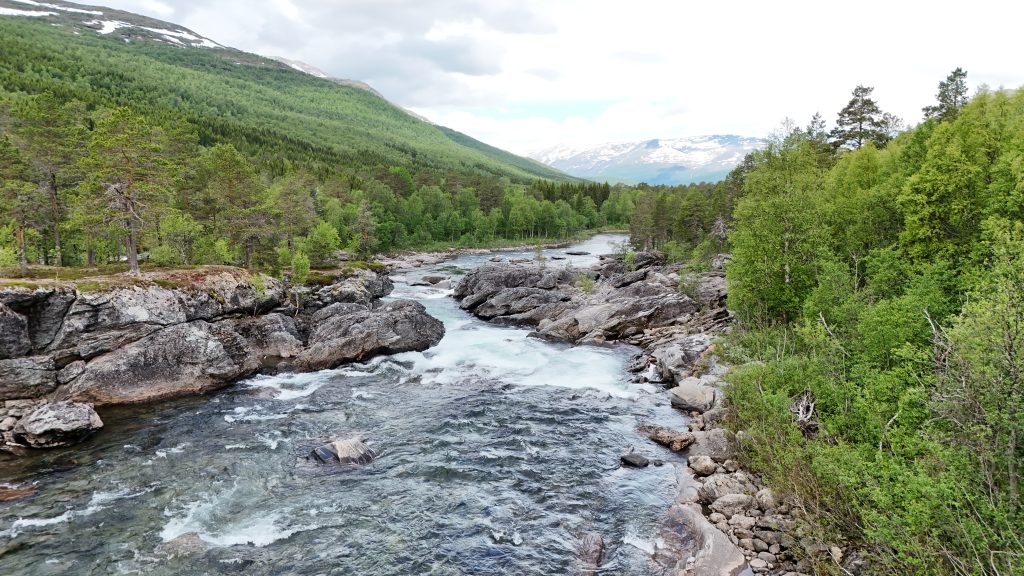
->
[532,135,764,185]
[0,0,572,182]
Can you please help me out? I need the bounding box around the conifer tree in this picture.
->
[923,68,969,121]
[830,85,891,150]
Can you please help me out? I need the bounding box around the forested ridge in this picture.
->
[649,70,1023,574]
[0,12,642,276]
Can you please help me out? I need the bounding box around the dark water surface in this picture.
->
[0,234,686,575]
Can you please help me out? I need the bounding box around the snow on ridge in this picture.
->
[81,18,221,48]
[0,6,55,16]
[11,0,102,15]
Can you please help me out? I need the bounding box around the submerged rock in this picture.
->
[577,532,605,570]
[13,401,103,448]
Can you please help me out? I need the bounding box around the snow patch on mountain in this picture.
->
[10,0,100,14]
[0,6,53,15]
[530,135,764,185]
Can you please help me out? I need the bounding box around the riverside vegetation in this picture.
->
[651,71,1022,575]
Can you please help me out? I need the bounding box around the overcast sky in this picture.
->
[98,0,1024,155]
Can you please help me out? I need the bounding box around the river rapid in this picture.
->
[0,234,689,575]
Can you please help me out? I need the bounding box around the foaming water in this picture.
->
[0,234,686,575]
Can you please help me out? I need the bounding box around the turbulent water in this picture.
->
[0,234,688,575]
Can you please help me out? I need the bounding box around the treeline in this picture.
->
[0,92,633,275]
[707,70,1024,574]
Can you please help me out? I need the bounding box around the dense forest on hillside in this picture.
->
[656,71,1024,575]
[0,90,630,275]
[0,15,645,276]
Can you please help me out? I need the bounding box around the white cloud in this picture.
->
[95,0,1024,155]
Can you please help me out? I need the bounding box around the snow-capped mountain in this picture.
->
[0,0,223,48]
[531,135,764,185]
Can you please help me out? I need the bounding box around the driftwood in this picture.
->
[790,390,818,437]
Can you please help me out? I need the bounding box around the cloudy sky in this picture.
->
[99,0,1024,155]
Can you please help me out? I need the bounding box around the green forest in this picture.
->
[643,70,1023,575]
[0,16,638,276]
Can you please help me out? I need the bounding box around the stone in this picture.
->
[738,538,755,551]
[708,512,727,524]
[669,378,716,413]
[728,514,755,531]
[688,428,736,463]
[753,538,770,552]
[0,416,16,431]
[709,494,754,518]
[749,558,768,571]
[755,488,777,510]
[687,414,705,431]
[769,544,781,555]
[688,454,717,476]
[422,275,447,285]
[13,401,103,448]
[757,552,777,564]
[620,452,650,468]
[698,473,753,505]
[311,436,375,465]
[723,459,740,472]
[641,425,694,451]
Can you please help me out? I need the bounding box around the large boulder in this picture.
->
[296,300,444,371]
[58,321,245,405]
[669,377,717,413]
[13,401,103,447]
[689,428,737,463]
[650,334,712,383]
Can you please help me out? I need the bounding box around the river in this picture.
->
[0,234,688,575]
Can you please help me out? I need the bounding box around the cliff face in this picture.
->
[0,267,444,406]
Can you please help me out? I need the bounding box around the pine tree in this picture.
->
[830,85,891,150]
[79,108,176,275]
[0,137,45,275]
[923,68,969,121]
[11,94,87,266]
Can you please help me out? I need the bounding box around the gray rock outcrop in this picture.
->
[0,266,443,410]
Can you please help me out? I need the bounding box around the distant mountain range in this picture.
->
[531,135,765,185]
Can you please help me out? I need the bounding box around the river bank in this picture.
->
[0,265,442,455]
[453,250,853,575]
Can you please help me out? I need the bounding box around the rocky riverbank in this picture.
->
[454,253,845,575]
[0,266,443,455]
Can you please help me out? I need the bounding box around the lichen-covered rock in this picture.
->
[13,401,103,447]
[710,494,755,518]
